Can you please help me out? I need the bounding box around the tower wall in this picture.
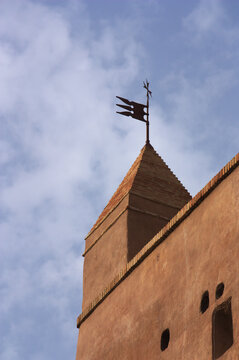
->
[82,196,129,309]
[127,193,184,261]
[82,145,191,309]
[76,166,239,359]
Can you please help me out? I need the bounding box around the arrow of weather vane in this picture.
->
[116,80,152,144]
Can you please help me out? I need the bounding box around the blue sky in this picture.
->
[0,0,239,359]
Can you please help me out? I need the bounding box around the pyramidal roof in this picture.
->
[86,143,191,238]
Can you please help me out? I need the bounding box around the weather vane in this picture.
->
[116,80,152,144]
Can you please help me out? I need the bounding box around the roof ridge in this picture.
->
[129,145,191,205]
[149,146,191,197]
[85,143,191,239]
[85,144,148,239]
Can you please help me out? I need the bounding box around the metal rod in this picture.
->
[146,89,149,144]
[144,80,151,144]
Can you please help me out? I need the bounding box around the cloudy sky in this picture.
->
[0,0,239,359]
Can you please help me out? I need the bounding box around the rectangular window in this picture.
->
[212,297,233,359]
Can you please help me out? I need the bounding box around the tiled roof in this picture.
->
[77,151,239,328]
[86,143,191,239]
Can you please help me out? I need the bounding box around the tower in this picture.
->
[75,86,239,359]
[76,146,239,359]
[82,143,191,310]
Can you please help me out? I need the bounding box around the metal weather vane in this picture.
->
[116,80,152,144]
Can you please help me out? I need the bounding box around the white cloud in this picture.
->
[0,1,144,359]
[183,0,239,46]
[1,0,239,359]
[0,345,19,360]
[183,0,224,35]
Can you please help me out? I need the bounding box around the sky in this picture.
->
[0,0,239,359]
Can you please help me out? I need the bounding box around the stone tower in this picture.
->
[82,143,191,309]
[76,144,239,360]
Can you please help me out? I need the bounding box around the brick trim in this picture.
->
[83,206,128,256]
[83,204,171,256]
[128,205,171,221]
[130,191,182,210]
[85,193,129,240]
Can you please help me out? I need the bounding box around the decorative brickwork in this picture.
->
[85,143,191,240]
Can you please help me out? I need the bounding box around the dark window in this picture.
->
[161,328,170,351]
[200,290,209,313]
[216,283,224,300]
[212,297,233,359]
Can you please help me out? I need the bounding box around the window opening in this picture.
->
[161,328,170,351]
[212,297,233,359]
[200,290,209,313]
[216,283,224,300]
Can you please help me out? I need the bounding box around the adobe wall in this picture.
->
[76,166,239,359]
[127,192,182,261]
[83,188,187,308]
[82,194,129,309]
[127,209,167,261]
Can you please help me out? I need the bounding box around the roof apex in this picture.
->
[86,143,191,239]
